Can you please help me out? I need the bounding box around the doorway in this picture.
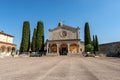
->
[59,43,68,55]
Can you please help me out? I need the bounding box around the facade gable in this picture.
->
[49,23,80,40]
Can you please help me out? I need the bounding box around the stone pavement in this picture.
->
[0,56,120,80]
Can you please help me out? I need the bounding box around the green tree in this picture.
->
[20,21,30,53]
[36,21,44,51]
[84,22,91,52]
[92,35,99,55]
[31,28,37,52]
[92,35,96,55]
[85,44,93,52]
[95,35,99,51]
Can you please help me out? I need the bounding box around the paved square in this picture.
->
[0,56,120,80]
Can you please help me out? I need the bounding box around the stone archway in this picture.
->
[59,43,68,55]
[1,46,6,53]
[7,46,12,52]
[50,44,57,53]
[70,43,78,54]
[5,46,12,56]
[11,47,16,56]
[12,47,16,51]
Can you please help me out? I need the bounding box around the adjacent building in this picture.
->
[0,31,16,56]
[46,22,84,55]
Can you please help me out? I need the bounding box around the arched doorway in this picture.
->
[59,43,68,55]
[12,47,16,51]
[50,44,57,53]
[70,43,78,54]
[1,46,6,53]
[7,46,12,52]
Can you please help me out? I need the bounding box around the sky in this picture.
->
[0,0,120,49]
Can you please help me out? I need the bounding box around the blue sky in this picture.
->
[0,0,120,49]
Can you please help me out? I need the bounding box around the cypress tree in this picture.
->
[93,35,96,55]
[36,21,44,51]
[84,22,91,52]
[31,28,37,52]
[41,28,44,51]
[92,35,95,47]
[95,35,99,51]
[20,21,30,53]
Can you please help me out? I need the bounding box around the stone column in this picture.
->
[57,44,59,55]
[78,30,80,39]
[77,28,80,39]
[47,43,49,54]
[78,42,81,54]
[0,47,1,54]
[68,43,70,54]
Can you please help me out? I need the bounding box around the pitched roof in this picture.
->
[0,31,14,37]
[49,23,80,32]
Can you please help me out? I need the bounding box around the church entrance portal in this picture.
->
[61,48,67,55]
[59,44,68,55]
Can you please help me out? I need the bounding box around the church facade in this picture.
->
[46,22,84,55]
